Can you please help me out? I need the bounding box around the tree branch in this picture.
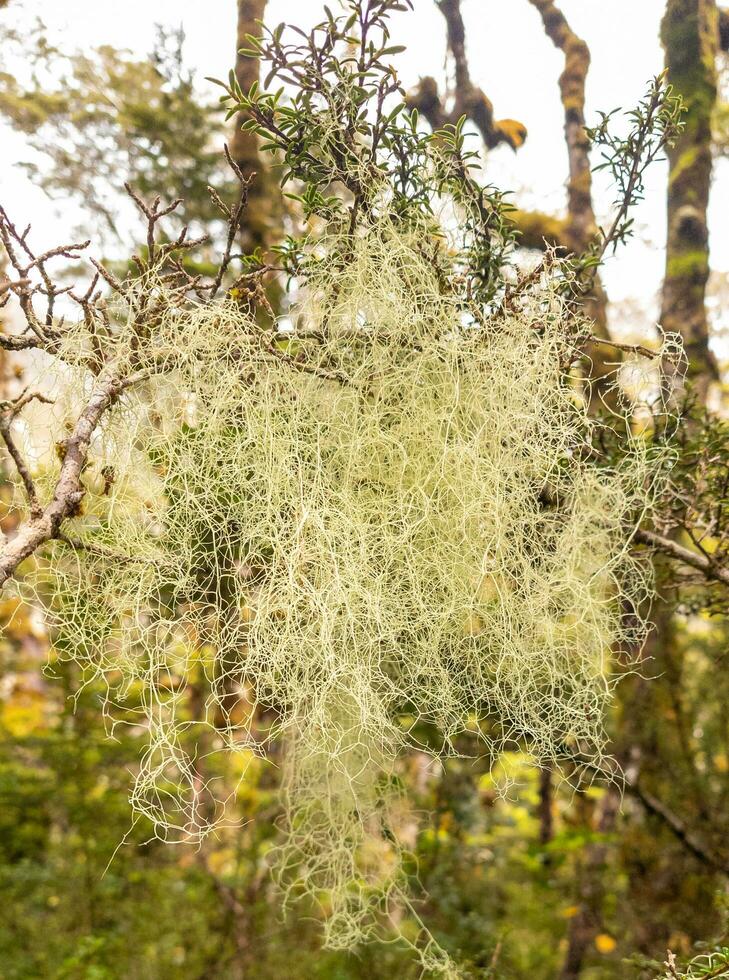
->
[574,753,729,877]
[526,0,595,252]
[408,0,527,150]
[208,144,255,299]
[0,389,54,519]
[0,276,30,297]
[0,367,127,587]
[634,527,729,588]
[719,7,729,50]
[629,778,729,876]
[511,208,568,250]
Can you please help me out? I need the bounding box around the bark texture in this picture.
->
[0,370,125,588]
[527,0,595,254]
[660,0,720,398]
[527,0,611,394]
[613,5,725,964]
[408,0,527,150]
[231,0,270,251]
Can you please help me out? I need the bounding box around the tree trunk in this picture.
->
[230,0,269,251]
[660,0,719,400]
[611,2,724,963]
[559,792,620,980]
[527,0,612,399]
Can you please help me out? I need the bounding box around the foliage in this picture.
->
[1,1,728,978]
[653,403,729,613]
[218,0,514,304]
[0,20,225,240]
[586,73,685,257]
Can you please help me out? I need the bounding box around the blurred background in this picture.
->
[0,1,728,977]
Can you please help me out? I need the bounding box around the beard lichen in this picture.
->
[23,218,672,974]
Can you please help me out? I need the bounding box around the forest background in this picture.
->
[1,0,728,978]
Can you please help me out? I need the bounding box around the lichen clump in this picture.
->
[29,219,663,970]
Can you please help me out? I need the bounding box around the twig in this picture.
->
[0,390,54,519]
[586,335,659,360]
[634,528,729,588]
[630,779,729,875]
[0,277,30,296]
[57,533,143,566]
[208,144,255,299]
[595,78,670,261]
[89,258,125,294]
[263,339,348,386]
[124,183,183,265]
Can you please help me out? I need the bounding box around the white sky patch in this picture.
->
[0,0,726,350]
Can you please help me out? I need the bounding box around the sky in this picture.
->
[1,0,728,345]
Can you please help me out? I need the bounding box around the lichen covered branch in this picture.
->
[0,161,258,588]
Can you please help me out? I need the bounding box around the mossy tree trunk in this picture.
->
[539,5,722,973]
[660,0,719,399]
[526,0,612,399]
[527,0,594,254]
[613,1,725,963]
[231,0,270,251]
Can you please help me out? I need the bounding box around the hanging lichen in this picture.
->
[14,212,677,974]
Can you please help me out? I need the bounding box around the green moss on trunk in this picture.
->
[231,0,272,251]
[660,0,719,397]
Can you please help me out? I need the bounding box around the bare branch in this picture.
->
[89,258,125,294]
[57,533,145,567]
[123,183,184,265]
[0,366,127,588]
[629,779,729,875]
[0,205,92,339]
[0,389,53,519]
[209,145,256,299]
[263,339,348,387]
[408,0,527,151]
[0,186,222,589]
[0,276,30,296]
[586,335,659,360]
[574,753,729,875]
[634,527,729,588]
[23,240,91,273]
[0,332,43,352]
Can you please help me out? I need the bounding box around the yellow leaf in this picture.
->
[87,775,110,801]
[562,905,580,918]
[206,847,235,876]
[595,934,617,954]
[1,694,46,737]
